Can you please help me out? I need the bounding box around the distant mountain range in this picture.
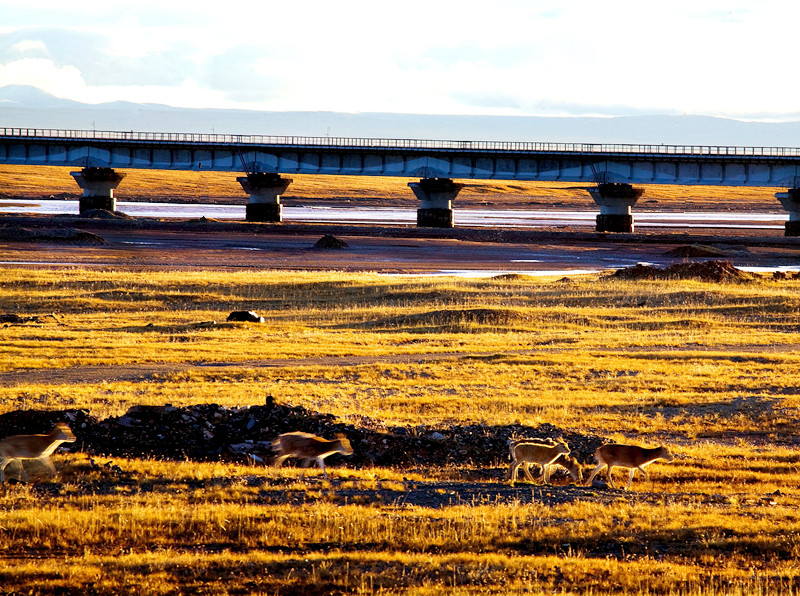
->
[2,85,800,147]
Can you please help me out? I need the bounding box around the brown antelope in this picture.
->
[549,453,583,485]
[584,443,674,490]
[0,423,76,482]
[506,438,570,486]
[507,437,582,485]
[272,431,353,478]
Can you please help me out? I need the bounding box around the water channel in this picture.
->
[0,199,788,230]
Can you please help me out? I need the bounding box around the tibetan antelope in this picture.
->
[272,431,353,478]
[515,452,582,485]
[549,453,583,485]
[584,443,674,490]
[0,423,76,483]
[506,438,570,487]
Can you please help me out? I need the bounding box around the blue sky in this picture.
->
[1,0,798,120]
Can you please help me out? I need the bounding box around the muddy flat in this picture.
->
[0,214,798,274]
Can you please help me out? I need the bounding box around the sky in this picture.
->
[1,0,799,120]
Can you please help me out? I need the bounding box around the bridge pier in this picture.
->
[70,167,126,214]
[587,183,644,233]
[775,189,800,236]
[237,173,293,222]
[409,178,463,228]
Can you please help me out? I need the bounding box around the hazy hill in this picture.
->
[2,85,799,147]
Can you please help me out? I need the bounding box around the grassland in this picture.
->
[0,162,797,593]
[1,265,800,594]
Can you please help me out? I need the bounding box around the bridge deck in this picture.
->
[2,128,800,187]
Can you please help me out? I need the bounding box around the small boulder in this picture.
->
[227,310,265,323]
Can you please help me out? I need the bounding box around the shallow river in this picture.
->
[0,199,787,230]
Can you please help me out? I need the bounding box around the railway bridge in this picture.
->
[3,127,800,234]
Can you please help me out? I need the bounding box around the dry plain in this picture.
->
[0,165,799,594]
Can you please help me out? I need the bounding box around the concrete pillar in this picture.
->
[409,178,464,228]
[70,167,126,214]
[237,173,293,222]
[587,183,644,233]
[775,189,800,236]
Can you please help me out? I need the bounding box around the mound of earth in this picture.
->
[611,260,754,283]
[0,226,106,244]
[314,234,349,249]
[663,244,731,258]
[80,208,136,220]
[0,402,606,468]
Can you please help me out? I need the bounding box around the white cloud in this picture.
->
[0,57,84,94]
[8,39,48,57]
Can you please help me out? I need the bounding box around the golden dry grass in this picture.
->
[1,265,800,593]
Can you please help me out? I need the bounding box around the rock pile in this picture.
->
[0,402,606,468]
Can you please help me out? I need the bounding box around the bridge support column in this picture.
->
[409,178,463,228]
[70,167,126,214]
[237,173,293,222]
[775,189,800,236]
[587,183,644,233]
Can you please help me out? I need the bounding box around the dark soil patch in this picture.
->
[611,260,755,283]
[0,313,60,325]
[0,402,606,470]
[0,225,106,244]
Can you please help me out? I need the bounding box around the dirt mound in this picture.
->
[80,209,136,220]
[663,244,731,258]
[0,403,606,468]
[0,226,106,244]
[314,234,349,249]
[611,260,754,283]
[382,308,529,329]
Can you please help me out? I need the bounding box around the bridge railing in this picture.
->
[2,127,800,158]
